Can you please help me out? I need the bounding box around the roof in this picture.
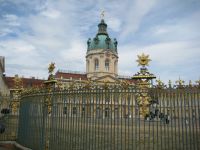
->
[3,76,45,89]
[88,35,117,52]
[2,73,135,89]
[55,70,136,84]
[55,71,87,80]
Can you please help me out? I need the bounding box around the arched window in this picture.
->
[94,59,99,71]
[105,59,109,71]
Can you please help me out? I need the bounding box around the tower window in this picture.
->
[114,61,117,74]
[87,60,90,72]
[94,59,99,71]
[105,59,109,71]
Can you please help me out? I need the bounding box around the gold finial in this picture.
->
[189,80,192,86]
[155,78,165,89]
[196,79,200,86]
[100,10,105,20]
[156,78,164,86]
[168,80,172,86]
[136,53,151,67]
[175,77,184,87]
[13,74,23,89]
[48,62,55,75]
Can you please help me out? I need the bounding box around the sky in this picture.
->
[0,0,200,84]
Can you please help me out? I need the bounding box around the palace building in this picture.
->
[86,19,118,81]
[54,19,134,87]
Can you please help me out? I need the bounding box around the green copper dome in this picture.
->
[87,19,118,53]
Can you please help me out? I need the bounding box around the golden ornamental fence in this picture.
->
[13,83,200,150]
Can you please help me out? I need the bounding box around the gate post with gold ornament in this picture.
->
[44,62,57,114]
[10,74,23,115]
[8,74,23,140]
[132,53,156,117]
[43,62,57,150]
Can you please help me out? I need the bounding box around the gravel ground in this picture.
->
[0,144,21,150]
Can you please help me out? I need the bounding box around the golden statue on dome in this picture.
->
[100,10,105,20]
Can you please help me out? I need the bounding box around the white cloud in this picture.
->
[0,28,12,37]
[149,11,200,42]
[0,0,88,78]
[0,40,35,53]
[40,8,61,19]
[0,14,20,37]
[145,41,200,66]
[0,39,47,77]
[107,16,121,32]
[120,0,158,39]
[3,14,20,26]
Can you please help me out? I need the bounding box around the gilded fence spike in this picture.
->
[195,79,200,87]
[189,80,192,87]
[168,80,172,88]
[156,79,165,89]
[175,78,185,88]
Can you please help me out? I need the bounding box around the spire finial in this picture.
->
[97,11,108,36]
[100,10,105,20]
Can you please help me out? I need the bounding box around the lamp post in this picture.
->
[43,62,57,150]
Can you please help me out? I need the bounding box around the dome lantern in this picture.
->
[97,19,108,36]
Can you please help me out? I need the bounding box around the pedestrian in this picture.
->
[0,123,5,134]
[165,115,170,124]
[186,119,189,125]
